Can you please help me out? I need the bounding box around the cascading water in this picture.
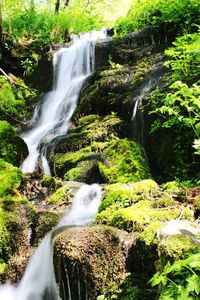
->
[0,183,102,300]
[20,30,106,175]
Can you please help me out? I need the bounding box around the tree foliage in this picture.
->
[150,32,200,156]
[115,0,200,36]
[150,253,200,300]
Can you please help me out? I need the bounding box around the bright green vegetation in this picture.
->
[52,138,150,183]
[0,0,199,297]
[2,0,132,52]
[151,253,200,299]
[32,211,59,245]
[115,0,200,36]
[51,114,150,183]
[96,184,193,232]
[41,175,62,192]
[98,139,150,183]
[0,159,31,277]
[0,159,22,197]
[149,31,200,173]
[0,76,37,120]
[48,186,69,205]
[0,120,27,166]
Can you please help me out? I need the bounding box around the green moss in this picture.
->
[0,261,7,275]
[131,179,159,194]
[99,180,159,213]
[0,75,37,120]
[0,211,11,258]
[98,188,134,213]
[48,186,69,205]
[98,139,150,183]
[41,175,62,192]
[64,161,88,181]
[158,235,199,260]
[162,181,180,193]
[194,195,200,210]
[33,211,59,245]
[52,147,93,177]
[0,159,22,197]
[97,195,193,233]
[140,221,164,246]
[78,114,100,127]
[0,120,27,165]
[57,114,123,153]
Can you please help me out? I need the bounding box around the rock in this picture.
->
[96,180,194,233]
[0,121,28,166]
[53,225,134,299]
[0,75,38,125]
[0,159,22,197]
[51,138,150,184]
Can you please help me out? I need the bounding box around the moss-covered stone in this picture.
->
[0,75,37,121]
[53,114,125,154]
[0,120,28,165]
[48,186,71,205]
[32,211,59,246]
[0,159,22,197]
[41,175,62,192]
[52,138,150,183]
[98,139,150,183]
[76,53,165,119]
[158,234,199,261]
[0,202,32,281]
[96,187,193,232]
[53,225,133,300]
[98,179,159,213]
[162,181,181,193]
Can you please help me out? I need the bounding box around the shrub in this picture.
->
[115,0,200,36]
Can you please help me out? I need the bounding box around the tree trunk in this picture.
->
[55,0,60,13]
[64,0,69,8]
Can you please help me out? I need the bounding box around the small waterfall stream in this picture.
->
[0,29,106,299]
[0,184,102,300]
[20,30,106,175]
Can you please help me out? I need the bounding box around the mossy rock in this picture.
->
[98,180,159,213]
[76,53,165,119]
[52,147,103,183]
[158,234,200,261]
[52,139,150,184]
[41,175,62,192]
[53,225,133,300]
[53,114,125,154]
[0,75,37,121]
[52,147,94,177]
[64,159,103,183]
[0,159,22,197]
[162,181,180,193]
[0,120,28,165]
[0,202,31,279]
[98,138,150,183]
[32,211,59,245]
[48,186,72,205]
[97,196,193,233]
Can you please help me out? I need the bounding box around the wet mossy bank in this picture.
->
[50,114,150,184]
[53,180,200,300]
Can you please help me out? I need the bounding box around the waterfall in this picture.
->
[20,30,106,175]
[0,183,102,300]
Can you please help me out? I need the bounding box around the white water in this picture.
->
[0,183,102,300]
[20,30,106,175]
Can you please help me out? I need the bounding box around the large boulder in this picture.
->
[53,225,133,300]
